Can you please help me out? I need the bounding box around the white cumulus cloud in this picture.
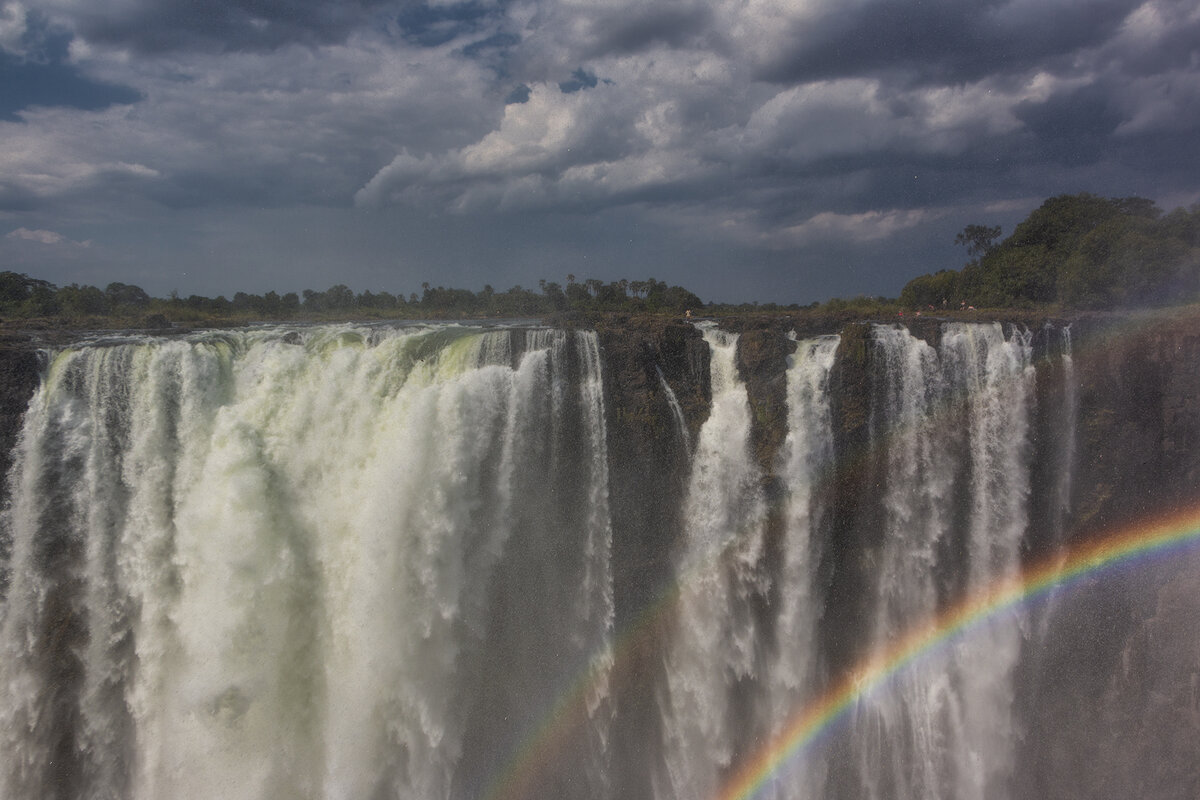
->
[6,227,91,246]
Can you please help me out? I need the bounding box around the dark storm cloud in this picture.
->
[582,5,713,56]
[0,181,40,212]
[1014,83,1126,167]
[756,0,1142,85]
[1115,128,1200,182]
[0,47,141,120]
[461,32,520,58]
[63,0,397,53]
[5,0,1200,303]
[1099,0,1200,76]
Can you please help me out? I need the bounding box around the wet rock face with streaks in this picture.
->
[603,312,1200,800]
[0,339,40,500]
[597,319,709,620]
[1012,316,1200,800]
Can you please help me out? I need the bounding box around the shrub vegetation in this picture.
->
[901,193,1200,310]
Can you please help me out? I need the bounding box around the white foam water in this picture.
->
[0,325,614,800]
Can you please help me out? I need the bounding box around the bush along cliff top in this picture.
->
[0,275,707,329]
[901,193,1200,311]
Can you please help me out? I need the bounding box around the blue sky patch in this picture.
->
[559,68,598,93]
[1,24,140,121]
[396,1,495,47]
[504,83,531,104]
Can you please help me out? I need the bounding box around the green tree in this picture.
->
[903,193,1198,309]
[539,280,567,310]
[325,284,355,309]
[899,270,959,308]
[0,271,55,313]
[954,224,1002,258]
[105,282,151,309]
[57,284,109,315]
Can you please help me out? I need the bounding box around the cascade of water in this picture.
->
[656,366,692,457]
[1057,325,1077,522]
[762,333,840,800]
[0,319,1084,800]
[656,323,767,800]
[0,325,614,800]
[836,323,1035,800]
[938,322,1035,800]
[845,325,956,800]
[1036,321,1084,633]
[570,330,617,795]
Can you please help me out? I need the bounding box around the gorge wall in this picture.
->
[596,311,1200,800]
[0,312,1196,799]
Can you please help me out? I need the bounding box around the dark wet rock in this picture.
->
[1014,310,1200,800]
[596,318,708,626]
[593,317,708,798]
[733,326,792,477]
[0,338,42,501]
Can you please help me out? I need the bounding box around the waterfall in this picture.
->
[762,334,839,800]
[845,324,958,800]
[654,322,1043,800]
[655,366,691,457]
[0,318,1140,800]
[833,323,1034,800]
[1022,324,1079,703]
[656,323,766,800]
[770,334,839,703]
[1056,325,1077,523]
[941,322,1035,800]
[0,325,614,800]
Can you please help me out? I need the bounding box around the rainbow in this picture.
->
[716,504,1200,800]
[485,311,1200,800]
[484,584,682,800]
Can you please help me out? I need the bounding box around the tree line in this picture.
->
[901,193,1200,310]
[6,193,1200,325]
[0,272,707,324]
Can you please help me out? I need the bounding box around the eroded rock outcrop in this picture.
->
[593,317,708,798]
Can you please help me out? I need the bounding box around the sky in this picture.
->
[1,0,1199,304]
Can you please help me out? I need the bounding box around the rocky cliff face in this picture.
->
[1016,314,1200,800]
[594,310,1200,799]
[0,337,41,507]
[592,318,709,798]
[594,309,1200,560]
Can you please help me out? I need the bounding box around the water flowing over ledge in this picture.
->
[0,317,1196,800]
